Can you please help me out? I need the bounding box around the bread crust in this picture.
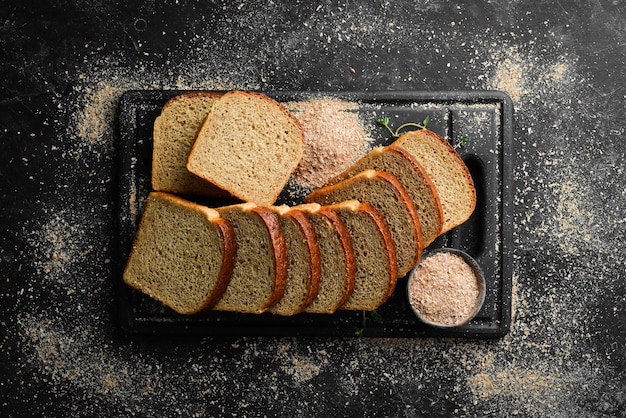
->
[281,209,323,312]
[354,202,398,304]
[251,206,289,310]
[203,217,236,310]
[395,129,476,232]
[385,144,444,244]
[123,192,236,314]
[317,207,357,310]
[295,203,357,314]
[373,170,423,274]
[306,169,423,277]
[324,144,444,247]
[160,91,224,111]
[420,129,476,215]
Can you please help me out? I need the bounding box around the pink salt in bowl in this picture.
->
[407,248,486,328]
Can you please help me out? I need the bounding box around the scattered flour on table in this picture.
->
[482,44,578,112]
[18,313,156,401]
[25,211,84,285]
[71,83,123,146]
[12,8,624,416]
[467,354,608,416]
[14,58,264,411]
[69,68,261,149]
[470,39,625,417]
[280,354,324,384]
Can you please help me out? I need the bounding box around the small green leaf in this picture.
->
[454,135,469,149]
[377,116,390,126]
[370,309,382,323]
[354,309,382,337]
[377,115,396,137]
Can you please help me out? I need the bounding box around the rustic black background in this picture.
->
[1,1,625,417]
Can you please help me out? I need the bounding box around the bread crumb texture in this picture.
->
[7,1,625,416]
[288,98,374,189]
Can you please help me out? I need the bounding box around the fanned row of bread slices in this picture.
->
[123,91,476,315]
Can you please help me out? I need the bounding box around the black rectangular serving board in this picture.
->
[116,90,513,338]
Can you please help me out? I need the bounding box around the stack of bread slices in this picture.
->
[123,91,476,315]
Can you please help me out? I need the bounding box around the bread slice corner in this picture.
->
[122,191,235,314]
[325,200,398,311]
[213,202,288,313]
[393,129,476,232]
[186,91,304,205]
[305,169,423,277]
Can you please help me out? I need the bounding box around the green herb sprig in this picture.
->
[377,115,430,139]
[354,309,382,337]
[454,135,469,149]
[377,115,470,149]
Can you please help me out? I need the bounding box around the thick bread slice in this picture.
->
[267,205,322,316]
[294,203,356,314]
[305,169,422,278]
[151,92,230,197]
[186,91,304,205]
[123,192,235,314]
[393,129,476,232]
[328,200,398,311]
[325,144,443,247]
[213,202,288,313]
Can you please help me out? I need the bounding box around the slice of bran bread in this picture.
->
[267,205,322,316]
[151,92,231,197]
[293,203,356,314]
[213,202,288,313]
[305,169,423,278]
[393,129,476,233]
[327,200,398,311]
[123,192,236,314]
[186,91,304,205]
[325,144,443,247]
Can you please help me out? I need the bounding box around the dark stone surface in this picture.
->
[1,0,624,416]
